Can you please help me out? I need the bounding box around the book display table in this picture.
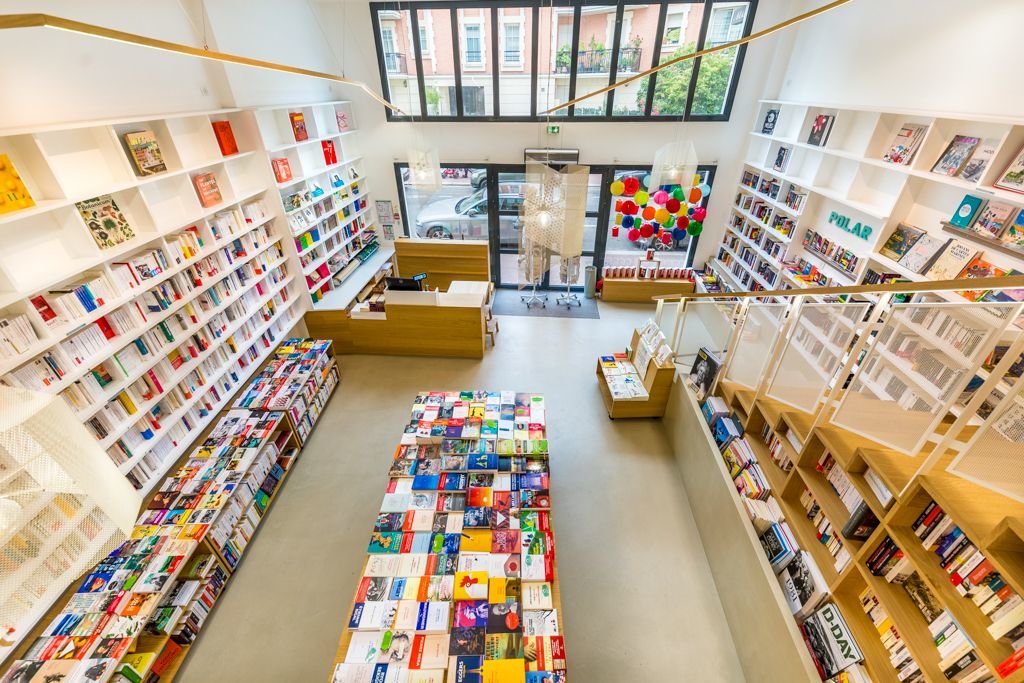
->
[329,391,566,683]
[601,276,694,303]
[2,339,340,682]
[596,324,676,419]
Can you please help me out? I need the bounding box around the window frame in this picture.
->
[371,0,757,123]
[461,17,486,69]
[500,17,524,68]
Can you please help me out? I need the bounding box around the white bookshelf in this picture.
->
[0,107,305,496]
[251,101,386,307]
[713,99,1024,296]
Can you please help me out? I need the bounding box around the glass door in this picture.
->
[549,171,602,289]
[398,164,490,241]
[494,168,526,287]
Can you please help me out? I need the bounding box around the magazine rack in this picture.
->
[596,328,676,418]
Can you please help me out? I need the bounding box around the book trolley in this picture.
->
[1,338,340,682]
[329,391,566,682]
[596,324,676,419]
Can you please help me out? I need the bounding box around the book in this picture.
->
[76,195,135,249]
[0,153,35,215]
[124,130,167,176]
[932,135,980,176]
[336,110,350,131]
[958,257,1007,301]
[688,347,721,401]
[806,113,835,147]
[926,238,979,280]
[211,120,239,156]
[897,234,948,274]
[801,603,864,678]
[192,172,223,208]
[289,111,309,142]
[761,109,779,135]
[1000,209,1024,253]
[974,200,1017,238]
[772,146,791,173]
[323,139,338,165]
[882,123,928,165]
[879,223,925,261]
[960,138,998,182]
[995,144,1024,194]
[272,158,293,184]
[778,551,828,620]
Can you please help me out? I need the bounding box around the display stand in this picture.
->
[521,282,548,308]
[596,328,676,418]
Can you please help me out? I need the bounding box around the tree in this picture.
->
[635,43,737,116]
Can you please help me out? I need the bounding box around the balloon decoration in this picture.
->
[609,172,712,248]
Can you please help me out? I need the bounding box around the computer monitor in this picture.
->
[386,276,423,292]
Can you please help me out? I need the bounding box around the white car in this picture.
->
[414,189,524,246]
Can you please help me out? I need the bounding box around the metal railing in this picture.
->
[383,51,407,74]
[556,47,642,74]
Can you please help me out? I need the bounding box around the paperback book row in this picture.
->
[283,167,363,236]
[2,197,274,381]
[332,391,565,683]
[698,394,870,682]
[759,109,1024,197]
[1,411,288,683]
[233,339,333,411]
[0,119,242,223]
[598,354,648,401]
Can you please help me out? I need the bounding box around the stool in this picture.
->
[486,317,500,346]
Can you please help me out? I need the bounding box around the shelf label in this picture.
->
[827,211,872,241]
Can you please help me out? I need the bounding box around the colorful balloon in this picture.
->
[641,206,656,221]
[614,200,623,212]
[615,213,623,225]
[610,180,625,196]
[676,215,690,229]
[698,182,711,197]
[621,200,638,215]
[627,228,641,242]
[672,228,687,240]
[635,190,650,205]
[688,187,703,204]
[653,190,669,205]
[672,187,685,202]
[639,223,655,238]
[687,206,695,216]
[665,198,681,213]
[623,177,640,195]
[642,174,651,189]
[692,174,702,186]
[654,208,670,224]
[660,232,673,245]
[622,215,635,228]
[686,223,703,236]
[692,206,707,222]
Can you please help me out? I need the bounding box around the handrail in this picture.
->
[652,274,1024,302]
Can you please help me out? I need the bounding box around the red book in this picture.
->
[271,157,292,183]
[95,316,116,340]
[146,369,164,394]
[211,120,238,156]
[322,139,337,165]
[968,558,995,586]
[30,295,58,325]
[151,640,183,676]
[192,172,223,208]
[289,112,308,141]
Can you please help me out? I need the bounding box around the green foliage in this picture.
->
[635,43,737,116]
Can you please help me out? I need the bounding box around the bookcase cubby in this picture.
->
[716,100,1024,300]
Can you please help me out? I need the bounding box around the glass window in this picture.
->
[378,10,421,117]
[460,10,494,116]
[644,2,704,117]
[419,24,430,54]
[610,5,657,116]
[464,23,483,64]
[707,3,747,45]
[690,2,749,116]
[536,7,574,117]
[503,22,522,64]
[498,9,532,115]
[421,8,455,116]
[400,165,490,240]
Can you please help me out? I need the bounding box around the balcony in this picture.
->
[555,47,642,75]
[384,52,407,74]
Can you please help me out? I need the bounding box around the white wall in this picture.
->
[777,0,1024,118]
[314,0,803,266]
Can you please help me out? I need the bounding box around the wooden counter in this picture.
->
[305,280,488,358]
[393,238,490,292]
[601,277,694,303]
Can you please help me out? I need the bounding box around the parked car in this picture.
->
[414,187,525,244]
[470,168,487,189]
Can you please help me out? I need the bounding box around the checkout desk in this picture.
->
[305,280,489,358]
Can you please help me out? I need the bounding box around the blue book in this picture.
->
[412,474,440,491]
[467,453,498,471]
[950,194,986,228]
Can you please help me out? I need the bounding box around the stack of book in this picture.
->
[860,587,923,682]
[2,410,287,681]
[233,338,335,412]
[332,391,565,683]
[866,535,912,583]
[0,313,39,357]
[598,354,648,401]
[798,489,851,573]
[815,452,879,541]
[761,424,795,472]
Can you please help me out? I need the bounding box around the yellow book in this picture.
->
[488,577,521,604]
[482,659,526,682]
[454,571,489,601]
[460,529,492,553]
[0,154,35,215]
[117,391,138,415]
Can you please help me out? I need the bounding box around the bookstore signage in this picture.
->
[827,211,873,241]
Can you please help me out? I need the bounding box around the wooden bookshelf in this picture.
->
[596,328,676,418]
[600,276,694,303]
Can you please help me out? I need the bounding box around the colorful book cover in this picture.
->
[368,531,403,554]
[1000,209,1024,253]
[211,120,239,156]
[974,200,1017,238]
[882,123,927,165]
[0,153,35,215]
[289,111,309,142]
[336,110,350,132]
[925,239,978,281]
[271,157,292,183]
[994,144,1024,194]
[761,108,779,135]
[958,257,1007,301]
[931,135,979,176]
[806,114,834,147]
[124,130,167,176]
[949,195,986,228]
[192,172,223,208]
[76,195,135,249]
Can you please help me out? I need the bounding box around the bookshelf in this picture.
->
[714,100,1024,300]
[250,101,385,307]
[1,338,340,677]
[596,325,676,418]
